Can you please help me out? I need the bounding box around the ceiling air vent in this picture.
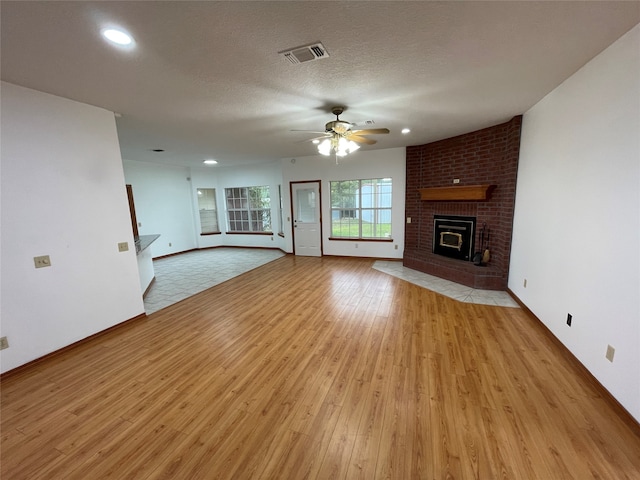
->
[279,42,329,65]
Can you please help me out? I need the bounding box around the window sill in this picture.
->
[329,237,393,242]
[200,231,222,236]
[226,231,274,236]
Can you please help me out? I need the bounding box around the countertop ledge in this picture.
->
[135,234,160,254]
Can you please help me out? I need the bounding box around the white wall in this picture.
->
[282,148,406,258]
[122,160,198,257]
[137,248,155,294]
[509,25,640,421]
[123,149,405,259]
[0,82,145,373]
[123,161,287,253]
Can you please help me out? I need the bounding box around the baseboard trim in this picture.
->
[152,248,198,260]
[506,288,640,436]
[143,276,156,299]
[153,245,285,261]
[0,313,147,380]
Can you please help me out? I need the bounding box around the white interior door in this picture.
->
[291,181,322,256]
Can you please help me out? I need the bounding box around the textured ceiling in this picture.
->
[2,1,639,168]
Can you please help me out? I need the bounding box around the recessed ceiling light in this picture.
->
[101,28,134,46]
[401,128,411,134]
[203,159,218,165]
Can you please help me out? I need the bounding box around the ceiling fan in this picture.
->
[293,106,390,159]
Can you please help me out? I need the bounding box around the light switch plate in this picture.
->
[118,242,129,252]
[34,255,51,268]
[606,345,615,362]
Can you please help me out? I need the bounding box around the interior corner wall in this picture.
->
[122,160,198,257]
[0,82,145,373]
[212,162,286,250]
[509,24,640,422]
[124,150,404,259]
[123,161,286,254]
[187,167,224,250]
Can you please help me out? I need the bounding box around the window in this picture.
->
[225,186,271,232]
[330,178,392,239]
[196,188,219,234]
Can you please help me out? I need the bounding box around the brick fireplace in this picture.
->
[404,116,522,290]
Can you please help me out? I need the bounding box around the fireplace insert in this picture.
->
[433,215,476,261]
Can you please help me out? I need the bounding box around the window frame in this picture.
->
[329,178,393,241]
[196,188,221,236]
[225,185,272,234]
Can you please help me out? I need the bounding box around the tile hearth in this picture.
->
[373,260,519,308]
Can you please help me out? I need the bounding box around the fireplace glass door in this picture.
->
[433,215,476,261]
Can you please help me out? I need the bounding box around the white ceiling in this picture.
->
[2,1,638,168]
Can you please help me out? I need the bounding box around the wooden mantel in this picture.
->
[419,184,496,201]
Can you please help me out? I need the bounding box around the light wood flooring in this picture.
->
[2,256,639,479]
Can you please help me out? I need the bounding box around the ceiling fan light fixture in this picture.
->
[309,106,388,159]
[318,138,332,156]
[318,136,360,157]
[337,137,360,155]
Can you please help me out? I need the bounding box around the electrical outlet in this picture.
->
[0,337,8,350]
[394,245,398,250]
[34,255,51,268]
[606,345,615,362]
[523,278,527,288]
[169,242,172,247]
[355,243,358,248]
[566,313,572,327]
[453,178,460,184]
[406,217,411,224]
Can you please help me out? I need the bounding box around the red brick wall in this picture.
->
[404,116,522,290]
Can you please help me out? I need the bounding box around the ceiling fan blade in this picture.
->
[350,128,390,135]
[291,129,328,134]
[347,134,377,145]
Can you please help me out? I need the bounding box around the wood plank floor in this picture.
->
[2,256,639,479]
